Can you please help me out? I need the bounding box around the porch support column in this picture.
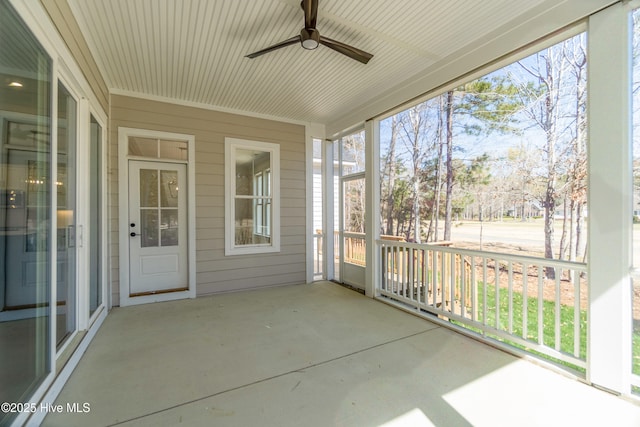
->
[365,119,380,297]
[305,125,314,283]
[587,2,632,394]
[324,138,335,281]
[305,123,325,283]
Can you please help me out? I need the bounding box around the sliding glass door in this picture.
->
[0,1,52,424]
[56,82,77,349]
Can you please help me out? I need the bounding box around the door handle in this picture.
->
[130,232,139,237]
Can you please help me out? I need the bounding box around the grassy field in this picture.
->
[447,220,640,377]
[454,282,640,375]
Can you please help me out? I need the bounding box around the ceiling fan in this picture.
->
[245,0,373,64]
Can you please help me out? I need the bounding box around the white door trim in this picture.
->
[118,127,196,306]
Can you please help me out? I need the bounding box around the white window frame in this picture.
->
[225,137,280,256]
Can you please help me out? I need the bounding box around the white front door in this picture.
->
[128,160,187,296]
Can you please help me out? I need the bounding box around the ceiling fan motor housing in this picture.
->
[301,28,320,50]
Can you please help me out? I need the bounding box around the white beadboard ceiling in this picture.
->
[66,0,610,128]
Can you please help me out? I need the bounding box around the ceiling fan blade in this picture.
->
[319,36,373,64]
[301,0,318,29]
[246,36,300,59]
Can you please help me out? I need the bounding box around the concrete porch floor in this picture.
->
[43,281,640,427]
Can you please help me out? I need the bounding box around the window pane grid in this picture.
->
[226,138,279,255]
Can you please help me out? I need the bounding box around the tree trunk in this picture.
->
[444,90,454,241]
[544,180,556,277]
[413,178,421,243]
[569,198,576,263]
[430,97,445,242]
[407,106,422,243]
[576,202,585,261]
[406,205,414,242]
[385,117,397,235]
[559,193,569,260]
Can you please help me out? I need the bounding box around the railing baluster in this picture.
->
[393,246,398,295]
[397,246,402,295]
[555,268,561,352]
[411,248,415,302]
[522,262,528,341]
[394,248,403,295]
[421,249,426,305]
[461,255,466,318]
[574,269,581,358]
[538,264,544,346]
[471,256,477,322]
[390,246,395,293]
[403,247,408,296]
[483,257,488,327]
[440,251,446,312]
[450,253,455,314]
[415,249,419,304]
[384,245,389,291]
[395,245,400,295]
[495,258,500,330]
[431,249,437,308]
[388,245,392,290]
[508,261,513,334]
[383,245,387,290]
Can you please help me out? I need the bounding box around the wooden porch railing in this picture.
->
[332,232,408,266]
[381,241,473,310]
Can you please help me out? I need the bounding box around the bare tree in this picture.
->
[381,116,398,236]
[426,96,446,242]
[444,91,455,241]
[515,37,583,274]
[565,35,588,263]
[397,104,435,242]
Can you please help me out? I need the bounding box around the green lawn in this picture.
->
[455,282,640,376]
[635,327,640,377]
[477,282,586,360]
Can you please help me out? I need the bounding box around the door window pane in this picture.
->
[343,179,365,233]
[141,209,159,247]
[139,169,158,207]
[341,131,365,175]
[343,178,366,266]
[160,170,178,207]
[129,137,157,157]
[56,82,77,348]
[129,137,188,160]
[160,139,188,160]
[161,209,179,246]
